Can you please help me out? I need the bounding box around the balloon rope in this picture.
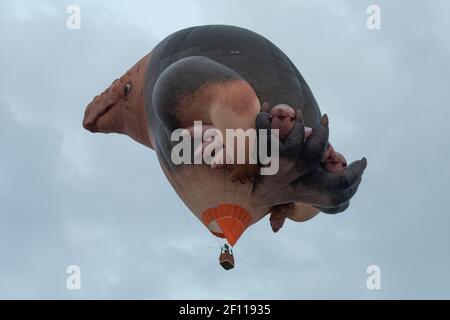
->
[176,198,222,250]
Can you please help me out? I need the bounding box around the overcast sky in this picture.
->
[1,0,449,299]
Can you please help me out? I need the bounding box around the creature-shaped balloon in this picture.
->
[83,25,367,252]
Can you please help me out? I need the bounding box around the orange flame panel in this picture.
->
[201,204,252,246]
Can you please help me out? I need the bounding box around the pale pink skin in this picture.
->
[268,104,347,232]
[269,104,347,172]
[269,104,297,139]
[269,203,294,232]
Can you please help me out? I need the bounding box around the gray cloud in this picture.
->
[0,0,449,299]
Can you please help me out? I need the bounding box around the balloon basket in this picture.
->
[219,251,235,270]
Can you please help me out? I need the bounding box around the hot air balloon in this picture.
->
[83,25,367,270]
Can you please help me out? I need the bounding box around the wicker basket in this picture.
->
[219,251,235,270]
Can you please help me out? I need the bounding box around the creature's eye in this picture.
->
[124,83,132,95]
